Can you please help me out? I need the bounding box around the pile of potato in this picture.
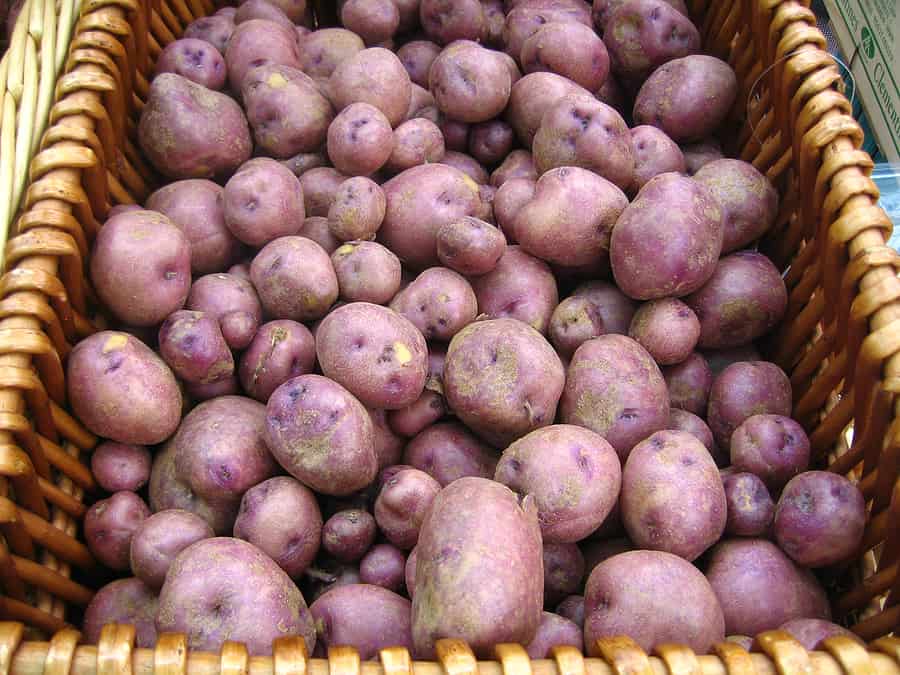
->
[73,0,868,659]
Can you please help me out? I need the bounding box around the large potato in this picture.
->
[130,510,214,589]
[403,422,497,485]
[413,477,543,658]
[420,0,485,44]
[521,22,609,91]
[329,47,412,127]
[223,158,305,246]
[297,28,364,80]
[429,41,511,123]
[506,72,590,146]
[326,103,395,176]
[341,0,399,45]
[224,19,301,91]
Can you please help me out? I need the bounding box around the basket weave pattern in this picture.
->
[0,0,897,670]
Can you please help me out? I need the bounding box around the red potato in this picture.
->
[723,472,774,537]
[341,0,400,45]
[405,547,418,596]
[430,41,511,124]
[468,120,514,167]
[186,376,240,402]
[556,595,585,627]
[360,544,406,591]
[370,407,406,469]
[420,0,485,44]
[242,0,306,23]
[778,619,864,650]
[403,422,497,485]
[85,491,150,571]
[668,409,716,459]
[662,352,712,416]
[91,442,151,493]
[223,158,305,247]
[436,216,506,276]
[301,168,349,217]
[521,22,609,92]
[331,241,402,304]
[491,149,537,186]
[482,0,505,45]
[526,612,584,658]
[327,103,395,176]
[549,282,638,358]
[322,509,377,562]
[187,273,263,351]
[155,38,227,90]
[389,267,477,341]
[681,138,724,174]
[297,29,365,80]
[300,216,342,254]
[234,0,294,29]
[406,83,439,122]
[503,2,592,60]
[492,177,534,243]
[439,117,470,152]
[439,151,490,185]
[266,375,378,495]
[158,310,234,385]
[130,510,214,589]
[224,20,301,92]
[505,71,590,147]
[83,579,159,648]
[184,15,234,54]
[375,468,441,549]
[543,543,586,605]
[628,298,700,365]
[592,0,688,29]
[239,320,316,403]
[596,72,627,112]
[388,390,446,437]
[328,47,412,128]
[386,118,445,173]
[281,152,328,177]
[703,345,762,377]
[68,332,182,445]
[398,40,441,87]
[630,125,686,191]
[730,414,810,490]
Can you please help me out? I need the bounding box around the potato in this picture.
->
[556,595,585,627]
[300,216,342,254]
[405,547,418,595]
[503,2,592,59]
[379,164,484,269]
[722,472,774,537]
[561,334,669,459]
[403,422,497,485]
[705,538,830,635]
[532,94,633,191]
[374,468,441,549]
[467,120,514,166]
[526,612,583,658]
[596,72,627,112]
[445,318,565,446]
[413,477,542,658]
[158,537,315,656]
[774,471,865,568]
[130,510,214,589]
[662,352,712,416]
[223,158,305,246]
[398,40,441,87]
[439,117,470,152]
[492,177,533,242]
[471,246,558,334]
[187,273,263,350]
[68,332,181,445]
[668,409,716,458]
[298,28,364,80]
[482,0,505,45]
[329,47,412,127]
[491,149,537,186]
[156,38,227,90]
[84,490,149,572]
[360,544,406,591]
[592,0,688,29]
[316,303,428,409]
[327,103,395,176]
[436,216,506,276]
[585,550,725,653]
[633,54,738,142]
[681,138,723,174]
[158,310,233,385]
[341,0,399,45]
[515,166,629,268]
[729,414,809,491]
[330,241,402,304]
[703,345,762,377]
[301,167,349,216]
[429,41,511,123]
[543,542,586,605]
[242,64,334,158]
[707,361,792,450]
[521,22,609,92]
[778,619,864,650]
[406,83,439,122]
[629,125,685,192]
[234,0,293,29]
[184,15,234,54]
[419,0,485,43]
[388,390,446,438]
[370,407,406,469]
[549,282,637,358]
[323,509,377,562]
[244,0,305,22]
[384,119,444,173]
[694,159,779,253]
[506,72,590,147]
[91,442,151,493]
[238,321,314,402]
[389,267,477,341]
[611,173,723,300]
[83,578,158,648]
[495,425,621,543]
[233,476,322,578]
[225,19,302,92]
[439,150,490,184]
[186,376,240,403]
[250,236,338,321]
[266,375,378,495]
[629,299,700,365]
[310,584,412,659]
[91,210,191,326]
[281,152,328,177]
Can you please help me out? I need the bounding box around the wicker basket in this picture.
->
[0,0,898,671]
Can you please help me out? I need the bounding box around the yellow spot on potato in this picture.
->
[335,244,356,256]
[102,334,128,353]
[461,174,480,194]
[394,342,412,364]
[267,72,289,89]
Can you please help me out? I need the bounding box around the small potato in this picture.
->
[543,542,586,605]
[390,267,477,341]
[526,612,584,658]
[556,596,585,628]
[242,64,334,158]
[375,468,441,549]
[707,361,792,450]
[311,584,412,659]
[370,408,406,469]
[630,125,685,191]
[186,376,240,402]
[429,41,511,123]
[704,344,762,376]
[585,550,724,653]
[439,117,470,152]
[662,352,712,416]
[629,298,700,365]
[281,152,328,177]
[634,54,738,142]
[187,273,263,350]
[436,216,506,276]
[234,0,293,28]
[398,40,441,87]
[694,159,779,253]
[156,38,226,89]
[224,19,301,92]
[445,318,565,446]
[406,83,439,122]
[327,103,394,176]
[301,167,348,217]
[492,178,534,242]
[593,0,688,30]
[472,246,558,334]
[506,72,590,146]
[91,210,191,327]
[92,442,151,493]
[681,138,724,174]
[158,310,233,385]
[138,72,253,179]
[561,334,669,460]
[611,173,723,300]
[341,0,399,45]
[184,15,234,54]
[68,332,181,445]
[300,216,342,254]
[130,510,214,589]
[332,241,402,304]
[420,0,485,44]
[239,320,317,402]
[298,28,364,80]
[503,3,592,59]
[730,414,809,490]
[323,509,377,562]
[329,47,412,127]
[495,425,621,543]
[403,421,497,485]
[360,544,406,591]
[223,158,305,246]
[244,0,306,23]
[439,151,490,185]
[234,476,322,578]
[521,22,609,91]
[549,283,637,358]
[84,579,158,648]
[667,408,716,458]
[778,619,864,650]
[388,390,446,437]
[491,149,537,186]
[723,472,774,537]
[386,119,445,173]
[515,166,629,268]
[482,0,505,45]
[328,177,387,241]
[774,471,865,567]
[266,375,378,495]
[250,236,338,321]
[317,303,428,409]
[85,491,150,571]
[468,120,514,167]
